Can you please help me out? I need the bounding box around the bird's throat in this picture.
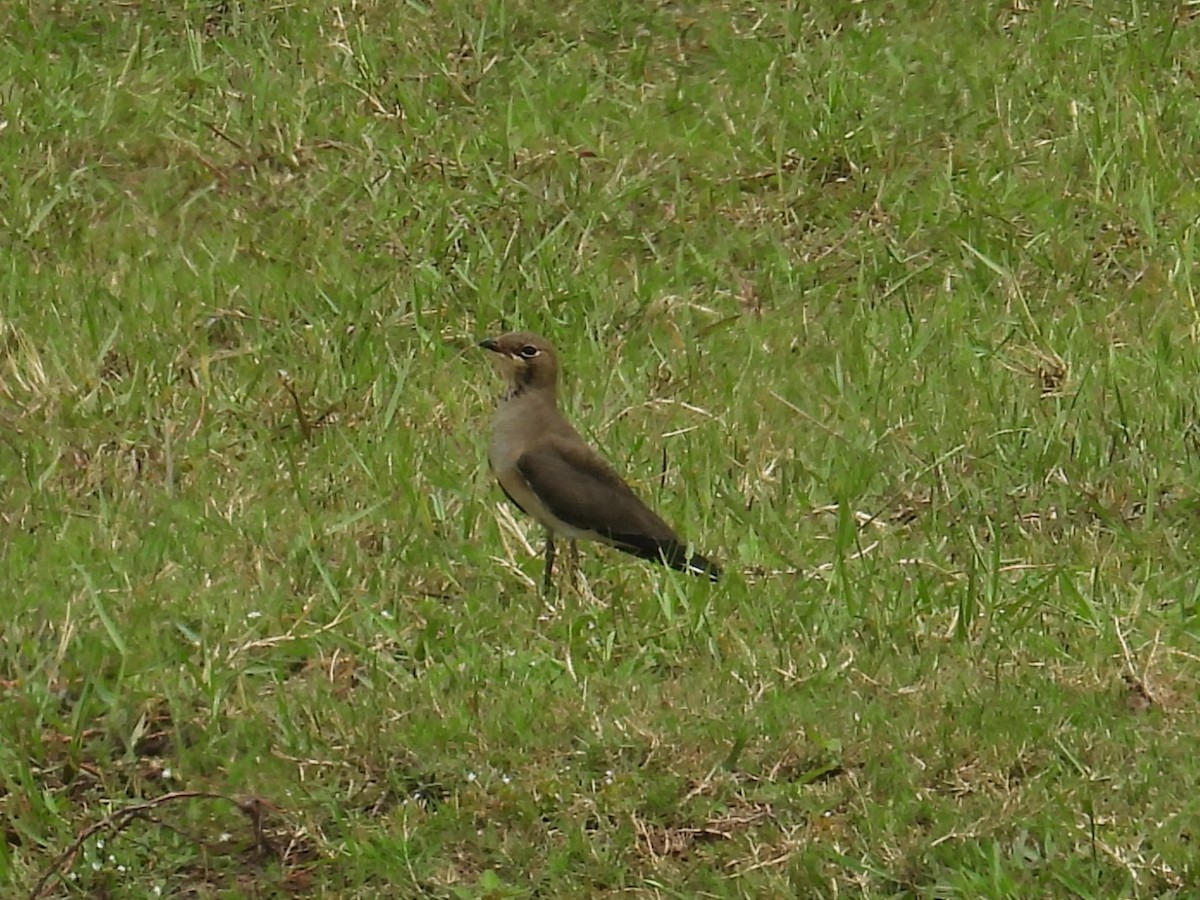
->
[501,366,539,401]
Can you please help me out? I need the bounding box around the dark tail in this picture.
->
[617,537,721,581]
[674,549,721,582]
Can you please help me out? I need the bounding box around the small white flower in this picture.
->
[466,771,477,783]
[501,775,511,785]
[247,611,263,620]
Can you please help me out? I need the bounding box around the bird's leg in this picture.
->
[542,533,556,596]
[568,540,580,589]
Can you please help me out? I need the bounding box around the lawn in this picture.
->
[3,0,1200,896]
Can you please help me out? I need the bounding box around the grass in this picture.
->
[3,0,1200,895]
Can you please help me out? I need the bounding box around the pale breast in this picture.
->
[488,398,592,540]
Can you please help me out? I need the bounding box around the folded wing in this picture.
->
[516,440,720,580]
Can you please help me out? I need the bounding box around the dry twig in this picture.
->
[30,790,278,900]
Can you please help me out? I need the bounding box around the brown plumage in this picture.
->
[479,331,720,591]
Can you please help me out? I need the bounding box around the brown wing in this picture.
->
[516,440,720,580]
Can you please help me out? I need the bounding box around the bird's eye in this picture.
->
[518,345,540,359]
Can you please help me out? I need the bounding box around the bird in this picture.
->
[478,330,720,592]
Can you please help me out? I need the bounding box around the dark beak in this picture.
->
[478,338,499,352]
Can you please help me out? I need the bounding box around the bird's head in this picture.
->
[478,331,559,397]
